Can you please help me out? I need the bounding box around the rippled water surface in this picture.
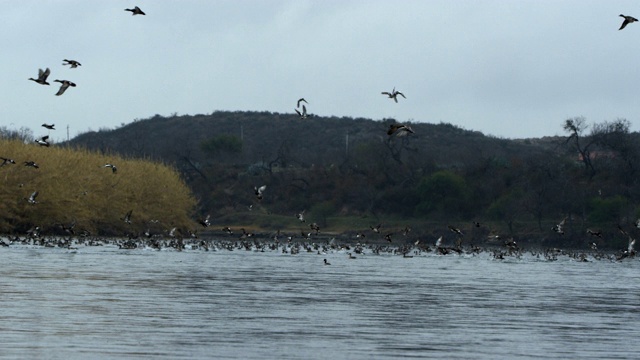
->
[1,244,639,359]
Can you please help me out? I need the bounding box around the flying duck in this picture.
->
[29,68,51,85]
[448,225,464,236]
[199,214,211,227]
[387,123,414,136]
[254,185,266,200]
[296,210,305,222]
[125,6,146,15]
[619,14,638,30]
[26,191,39,204]
[62,59,81,68]
[295,104,309,119]
[54,80,76,96]
[586,229,602,238]
[24,161,39,169]
[42,123,55,130]
[0,157,16,167]
[552,217,567,235]
[104,163,117,173]
[381,87,406,103]
[35,136,49,147]
[121,210,133,224]
[297,98,308,108]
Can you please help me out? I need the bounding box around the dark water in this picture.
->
[0,244,638,359]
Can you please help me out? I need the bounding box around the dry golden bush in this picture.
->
[0,139,196,235]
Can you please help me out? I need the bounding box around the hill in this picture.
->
[63,111,640,248]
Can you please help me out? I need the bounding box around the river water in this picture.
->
[0,243,638,359]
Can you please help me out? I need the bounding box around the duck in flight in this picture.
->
[54,80,76,96]
[26,191,39,205]
[35,136,50,147]
[104,163,117,173]
[254,185,266,200]
[387,123,414,136]
[552,217,567,235]
[125,6,146,15]
[297,98,308,108]
[42,123,55,130]
[295,105,309,119]
[121,210,133,224]
[63,59,81,68]
[199,214,211,227]
[381,87,406,103]
[619,14,638,30]
[29,68,51,85]
[24,161,39,169]
[0,157,16,167]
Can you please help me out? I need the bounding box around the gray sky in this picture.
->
[2,1,640,141]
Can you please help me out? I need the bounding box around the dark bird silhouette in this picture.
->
[323,258,331,265]
[295,104,308,119]
[309,222,320,234]
[35,136,49,147]
[54,80,76,96]
[29,68,51,85]
[552,217,567,235]
[297,98,308,108]
[62,59,81,68]
[381,87,406,103]
[619,14,638,30]
[587,229,602,238]
[448,225,464,236]
[254,185,266,200]
[26,191,39,204]
[42,123,55,130]
[0,157,16,167]
[387,123,414,136]
[24,161,39,169]
[104,163,117,173]
[121,210,133,224]
[125,6,146,15]
[199,214,211,227]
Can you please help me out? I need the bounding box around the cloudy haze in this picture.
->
[2,0,640,141]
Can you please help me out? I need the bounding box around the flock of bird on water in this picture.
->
[0,7,637,263]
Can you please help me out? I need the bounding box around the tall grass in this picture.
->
[0,139,196,235]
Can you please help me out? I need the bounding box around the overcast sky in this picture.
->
[2,1,640,141]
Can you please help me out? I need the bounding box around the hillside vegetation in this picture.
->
[64,112,640,248]
[0,139,196,236]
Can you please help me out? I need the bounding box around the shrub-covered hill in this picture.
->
[0,139,196,236]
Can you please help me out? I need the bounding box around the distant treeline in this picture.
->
[62,111,640,248]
